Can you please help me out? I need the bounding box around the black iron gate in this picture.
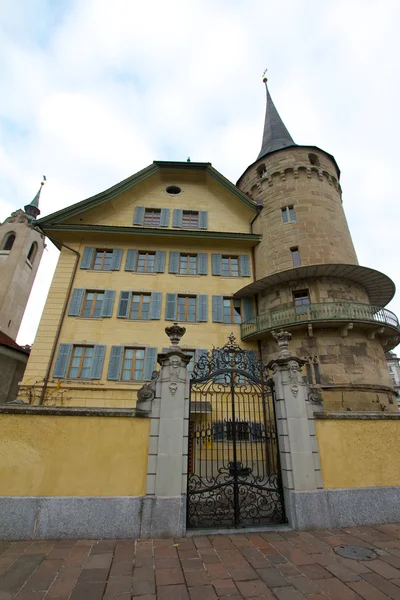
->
[187,335,285,529]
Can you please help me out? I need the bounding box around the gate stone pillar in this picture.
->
[268,331,325,530]
[140,323,191,538]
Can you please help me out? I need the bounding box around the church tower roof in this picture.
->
[257,76,296,161]
[24,178,45,220]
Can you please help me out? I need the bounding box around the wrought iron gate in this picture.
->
[187,335,285,529]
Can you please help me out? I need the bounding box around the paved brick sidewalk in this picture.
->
[3,525,400,599]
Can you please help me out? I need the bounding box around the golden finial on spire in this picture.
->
[262,68,268,83]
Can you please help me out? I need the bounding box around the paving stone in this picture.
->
[90,541,116,555]
[314,577,363,599]
[69,581,106,600]
[188,584,217,600]
[132,580,156,596]
[298,563,333,580]
[229,565,259,581]
[362,572,400,599]
[0,554,45,596]
[84,554,113,570]
[287,575,322,595]
[14,592,46,600]
[363,559,400,579]
[210,577,238,595]
[104,575,132,594]
[184,570,210,586]
[192,537,212,549]
[236,579,273,597]
[205,563,230,579]
[156,567,185,586]
[155,557,181,569]
[257,567,290,587]
[157,585,189,600]
[347,580,389,600]
[181,559,205,572]
[272,587,307,599]
[108,560,133,577]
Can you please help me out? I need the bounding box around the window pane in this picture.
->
[69,367,79,378]
[136,349,145,359]
[291,248,301,267]
[289,206,295,221]
[282,208,288,223]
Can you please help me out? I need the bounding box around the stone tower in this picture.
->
[0,182,46,341]
[236,77,400,411]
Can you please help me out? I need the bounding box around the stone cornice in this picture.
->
[0,405,147,417]
[315,411,400,420]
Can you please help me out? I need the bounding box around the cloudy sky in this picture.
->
[1,0,399,351]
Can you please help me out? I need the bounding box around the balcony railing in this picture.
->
[241,301,400,339]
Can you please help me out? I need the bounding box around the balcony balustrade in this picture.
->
[241,301,400,340]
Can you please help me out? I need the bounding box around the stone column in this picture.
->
[268,331,326,530]
[140,323,191,538]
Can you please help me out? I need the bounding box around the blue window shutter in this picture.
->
[242,296,255,322]
[160,208,170,227]
[212,296,223,322]
[111,248,122,271]
[118,291,130,318]
[212,254,222,275]
[107,346,123,380]
[165,293,177,320]
[125,249,137,271]
[197,295,208,322]
[169,251,179,273]
[155,251,166,273]
[91,345,106,379]
[101,290,116,317]
[81,247,95,269]
[240,254,251,277]
[172,209,183,228]
[133,206,145,225]
[150,292,162,319]
[53,344,72,378]
[198,253,208,275]
[144,347,157,381]
[68,288,85,316]
[199,211,208,229]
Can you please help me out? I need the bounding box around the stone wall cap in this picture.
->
[315,411,400,420]
[0,405,147,418]
[233,263,395,306]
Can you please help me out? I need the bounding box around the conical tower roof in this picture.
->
[24,179,45,220]
[257,78,296,160]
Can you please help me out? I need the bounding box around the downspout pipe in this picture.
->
[250,204,263,359]
[33,226,81,405]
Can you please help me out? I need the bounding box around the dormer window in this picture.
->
[2,232,15,251]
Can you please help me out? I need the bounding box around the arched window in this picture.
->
[257,164,267,178]
[308,153,320,167]
[2,232,16,251]
[27,242,38,264]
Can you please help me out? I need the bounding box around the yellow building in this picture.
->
[20,162,261,407]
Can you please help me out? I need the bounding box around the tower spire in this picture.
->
[257,74,296,161]
[24,176,46,220]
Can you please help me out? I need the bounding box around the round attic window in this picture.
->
[166,185,182,195]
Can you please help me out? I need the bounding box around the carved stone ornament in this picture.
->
[165,322,186,348]
[169,382,178,396]
[4,209,29,225]
[288,359,302,398]
[137,370,159,410]
[272,330,292,359]
[308,387,323,405]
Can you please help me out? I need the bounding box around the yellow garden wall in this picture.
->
[0,413,150,496]
[316,418,400,488]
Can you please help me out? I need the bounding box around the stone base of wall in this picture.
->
[287,487,400,530]
[0,495,186,540]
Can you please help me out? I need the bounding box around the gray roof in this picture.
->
[257,82,296,161]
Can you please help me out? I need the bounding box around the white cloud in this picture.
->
[0,0,398,354]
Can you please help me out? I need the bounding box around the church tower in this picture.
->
[0,181,46,341]
[236,77,400,411]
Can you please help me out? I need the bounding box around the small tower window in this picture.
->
[2,232,16,251]
[291,247,301,267]
[27,242,38,264]
[257,164,267,178]
[282,206,296,223]
[308,153,320,166]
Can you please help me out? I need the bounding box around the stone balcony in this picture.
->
[241,301,400,347]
